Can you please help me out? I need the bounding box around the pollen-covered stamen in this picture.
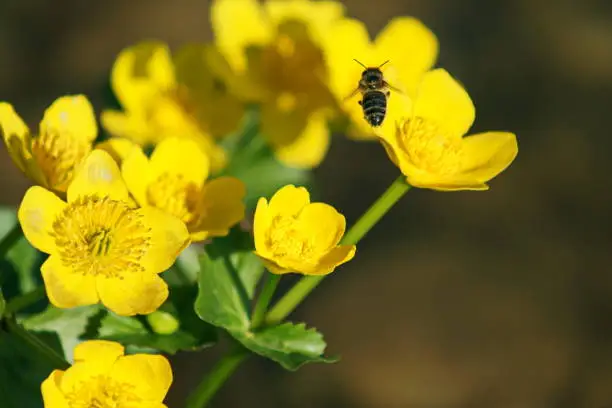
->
[147,172,203,227]
[267,214,315,262]
[399,116,463,175]
[64,375,141,408]
[30,129,91,189]
[51,195,151,278]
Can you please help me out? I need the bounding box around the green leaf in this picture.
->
[194,234,264,332]
[21,305,99,361]
[0,330,62,408]
[231,322,338,371]
[93,285,217,354]
[0,288,5,316]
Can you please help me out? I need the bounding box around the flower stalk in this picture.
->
[5,318,70,370]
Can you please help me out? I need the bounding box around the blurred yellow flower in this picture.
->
[379,69,518,191]
[95,137,139,165]
[18,150,190,316]
[122,137,246,242]
[323,17,438,140]
[0,95,97,194]
[211,0,344,168]
[254,185,355,275]
[101,41,244,172]
[42,340,172,408]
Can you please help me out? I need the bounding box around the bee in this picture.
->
[346,59,401,127]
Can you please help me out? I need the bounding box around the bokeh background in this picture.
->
[2,0,612,407]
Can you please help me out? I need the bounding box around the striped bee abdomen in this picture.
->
[361,90,387,127]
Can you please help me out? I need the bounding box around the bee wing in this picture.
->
[343,86,362,102]
[383,81,405,95]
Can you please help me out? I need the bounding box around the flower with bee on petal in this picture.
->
[18,149,190,316]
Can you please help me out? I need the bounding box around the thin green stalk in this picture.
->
[5,318,70,370]
[0,222,23,260]
[185,347,249,408]
[5,286,46,314]
[265,176,411,324]
[250,273,281,329]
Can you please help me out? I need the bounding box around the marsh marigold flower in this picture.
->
[212,0,345,168]
[323,17,438,140]
[0,95,97,194]
[122,137,246,242]
[379,69,518,191]
[42,340,172,408]
[254,185,355,275]
[101,41,243,171]
[18,150,190,316]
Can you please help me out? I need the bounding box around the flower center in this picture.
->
[254,20,333,111]
[399,117,463,175]
[147,173,203,228]
[51,195,151,278]
[30,130,91,191]
[266,214,314,263]
[65,375,141,408]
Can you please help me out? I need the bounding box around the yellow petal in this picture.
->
[310,244,356,275]
[257,255,292,275]
[268,184,310,217]
[375,17,438,94]
[73,340,125,364]
[297,203,345,252]
[111,42,175,112]
[18,186,66,254]
[121,146,152,207]
[138,206,190,274]
[41,370,69,408]
[413,69,475,138]
[253,197,271,256]
[264,0,345,42]
[96,273,168,316]
[149,137,210,186]
[39,95,98,142]
[405,169,489,191]
[95,137,139,165]
[67,150,129,203]
[109,354,172,402]
[459,131,518,183]
[211,0,272,72]
[41,256,99,309]
[190,176,246,241]
[0,102,30,173]
[100,110,151,145]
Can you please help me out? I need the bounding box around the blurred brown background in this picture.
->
[2,0,612,407]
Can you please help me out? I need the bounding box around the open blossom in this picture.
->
[122,137,246,242]
[42,340,172,408]
[18,150,190,316]
[379,69,518,191]
[212,0,344,168]
[101,41,243,171]
[254,185,355,275]
[323,16,438,140]
[0,95,97,194]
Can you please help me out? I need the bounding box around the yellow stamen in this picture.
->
[65,375,140,408]
[399,117,463,174]
[147,173,203,227]
[267,215,314,261]
[51,196,151,278]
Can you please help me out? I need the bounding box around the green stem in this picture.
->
[5,286,46,314]
[5,318,70,370]
[185,347,249,408]
[250,273,281,329]
[0,222,23,260]
[265,176,411,324]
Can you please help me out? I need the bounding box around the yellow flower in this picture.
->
[253,185,355,275]
[18,150,190,316]
[211,0,345,168]
[379,69,518,191]
[101,41,244,172]
[42,340,172,408]
[323,16,438,140]
[95,137,139,165]
[0,95,97,194]
[122,137,246,242]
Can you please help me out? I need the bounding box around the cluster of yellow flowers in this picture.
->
[0,1,518,406]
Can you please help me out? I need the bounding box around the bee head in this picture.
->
[362,68,383,88]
